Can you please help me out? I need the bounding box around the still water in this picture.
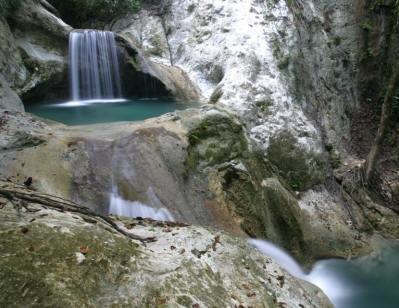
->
[26,99,194,125]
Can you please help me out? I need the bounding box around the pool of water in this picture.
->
[26,98,195,125]
[308,245,399,308]
[249,239,399,308]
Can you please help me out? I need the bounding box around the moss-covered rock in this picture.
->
[182,110,308,261]
[185,109,248,170]
[267,130,327,191]
[0,205,139,307]
[0,200,331,307]
[217,160,307,262]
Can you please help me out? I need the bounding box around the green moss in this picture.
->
[277,56,290,70]
[0,221,139,307]
[267,130,326,191]
[272,37,290,71]
[361,20,374,31]
[177,295,193,306]
[185,113,247,171]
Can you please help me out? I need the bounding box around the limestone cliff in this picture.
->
[0,1,398,305]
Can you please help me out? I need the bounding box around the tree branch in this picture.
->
[0,180,156,244]
[364,65,399,183]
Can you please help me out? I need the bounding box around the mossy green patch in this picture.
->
[267,130,327,191]
[185,113,248,171]
[0,218,139,307]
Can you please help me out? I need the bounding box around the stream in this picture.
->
[249,239,399,308]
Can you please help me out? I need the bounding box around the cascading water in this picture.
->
[248,239,399,308]
[248,239,349,307]
[28,29,191,124]
[108,186,174,222]
[69,30,123,103]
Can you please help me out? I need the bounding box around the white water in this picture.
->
[248,239,351,307]
[54,99,127,107]
[69,30,122,101]
[108,190,174,221]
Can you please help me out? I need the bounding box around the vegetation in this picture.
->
[363,1,399,183]
[48,0,140,27]
[365,64,399,183]
[0,0,21,16]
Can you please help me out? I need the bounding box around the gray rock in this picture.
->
[0,200,332,307]
[0,75,24,111]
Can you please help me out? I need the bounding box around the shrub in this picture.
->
[48,0,140,27]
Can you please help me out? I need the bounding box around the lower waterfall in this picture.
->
[108,188,174,221]
[249,239,352,307]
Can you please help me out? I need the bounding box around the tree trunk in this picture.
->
[365,66,399,183]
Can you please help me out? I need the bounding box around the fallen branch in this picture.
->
[0,180,155,244]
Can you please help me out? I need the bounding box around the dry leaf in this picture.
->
[79,246,89,254]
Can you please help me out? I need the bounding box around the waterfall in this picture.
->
[108,187,174,221]
[248,239,351,307]
[248,239,306,279]
[69,30,123,102]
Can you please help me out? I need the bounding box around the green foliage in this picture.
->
[49,0,140,26]
[0,0,22,16]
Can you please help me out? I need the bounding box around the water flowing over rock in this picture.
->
[248,239,307,280]
[109,186,174,221]
[249,239,350,307]
[69,30,122,101]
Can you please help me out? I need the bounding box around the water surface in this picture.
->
[308,245,399,308]
[249,239,399,308]
[26,99,194,125]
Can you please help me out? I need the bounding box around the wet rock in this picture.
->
[267,130,327,191]
[0,75,24,112]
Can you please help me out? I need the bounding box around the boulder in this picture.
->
[0,193,332,307]
[4,0,72,102]
[0,76,24,111]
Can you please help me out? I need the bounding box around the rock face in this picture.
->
[0,194,331,307]
[0,17,25,111]
[0,75,24,111]
[0,107,383,265]
[0,0,195,107]
[104,0,398,258]
[117,33,201,101]
[0,0,398,304]
[117,1,323,155]
[0,0,71,106]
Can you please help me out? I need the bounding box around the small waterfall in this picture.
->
[69,30,123,102]
[108,188,174,221]
[249,239,350,307]
[248,239,306,279]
